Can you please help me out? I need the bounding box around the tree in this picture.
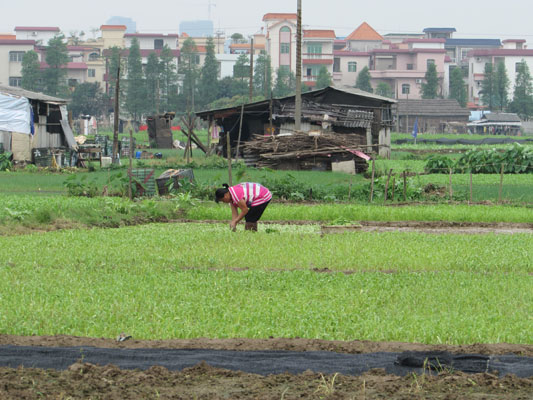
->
[21,50,42,92]
[509,59,533,120]
[199,37,219,109]
[254,51,272,97]
[232,54,250,99]
[273,67,296,98]
[144,52,161,115]
[355,66,373,93]
[125,37,145,122]
[480,62,495,110]
[179,37,200,112]
[421,63,439,99]
[159,44,179,112]
[42,35,69,97]
[70,82,107,117]
[449,67,467,107]
[315,66,332,89]
[494,61,510,111]
[231,33,245,43]
[375,82,394,98]
[107,46,123,111]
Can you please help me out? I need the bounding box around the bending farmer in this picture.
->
[215,182,272,231]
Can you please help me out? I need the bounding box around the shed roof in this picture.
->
[0,85,66,103]
[394,99,470,117]
[482,112,521,122]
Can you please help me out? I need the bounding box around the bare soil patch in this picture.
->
[0,335,531,399]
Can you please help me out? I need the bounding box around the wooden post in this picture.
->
[384,168,393,202]
[469,171,473,204]
[391,176,396,201]
[369,158,375,202]
[206,115,212,156]
[112,63,120,165]
[128,129,133,200]
[403,171,407,202]
[448,168,453,201]
[269,92,273,136]
[235,104,245,162]
[499,163,504,203]
[226,131,232,186]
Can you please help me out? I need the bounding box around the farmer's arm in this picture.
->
[230,199,249,229]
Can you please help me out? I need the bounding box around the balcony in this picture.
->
[302,53,334,65]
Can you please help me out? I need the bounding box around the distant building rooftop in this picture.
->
[423,28,457,33]
[446,38,501,47]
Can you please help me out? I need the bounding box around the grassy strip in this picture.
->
[1,224,531,274]
[188,203,533,223]
[0,224,530,344]
[0,195,182,232]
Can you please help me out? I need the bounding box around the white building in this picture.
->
[15,26,61,45]
[468,40,533,104]
[0,39,36,87]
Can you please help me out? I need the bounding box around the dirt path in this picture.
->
[0,335,531,399]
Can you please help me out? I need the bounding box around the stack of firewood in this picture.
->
[241,132,371,172]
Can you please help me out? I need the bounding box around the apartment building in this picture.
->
[14,26,60,45]
[468,40,533,105]
[0,39,36,87]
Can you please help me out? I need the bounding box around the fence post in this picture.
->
[499,163,504,203]
[391,175,396,201]
[403,171,407,202]
[448,168,453,202]
[384,168,393,202]
[369,158,375,203]
[469,171,473,204]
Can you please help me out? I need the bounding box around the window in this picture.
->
[88,69,96,78]
[427,59,435,68]
[88,52,99,61]
[280,43,290,54]
[460,48,472,61]
[9,51,25,62]
[348,62,357,72]
[307,44,322,58]
[193,55,200,65]
[516,62,524,72]
[154,39,164,50]
[280,27,291,33]
[333,57,341,73]
[406,63,414,70]
[9,77,22,87]
[402,84,410,94]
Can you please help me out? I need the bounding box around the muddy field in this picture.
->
[0,335,531,399]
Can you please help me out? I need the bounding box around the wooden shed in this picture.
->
[196,86,396,171]
[394,99,470,134]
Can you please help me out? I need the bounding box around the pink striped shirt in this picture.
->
[228,183,272,207]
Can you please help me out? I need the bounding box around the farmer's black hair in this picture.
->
[215,184,230,203]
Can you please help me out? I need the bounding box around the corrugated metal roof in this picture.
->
[482,113,521,122]
[394,99,470,117]
[0,85,67,103]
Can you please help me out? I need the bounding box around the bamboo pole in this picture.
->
[369,158,375,202]
[227,132,232,186]
[384,168,393,202]
[499,164,504,203]
[448,168,453,201]
[128,129,133,200]
[235,104,245,162]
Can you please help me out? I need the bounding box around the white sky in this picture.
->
[3,0,533,45]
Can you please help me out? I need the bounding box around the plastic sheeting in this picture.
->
[0,93,32,134]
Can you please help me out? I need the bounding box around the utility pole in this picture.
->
[295,0,302,131]
[249,38,254,101]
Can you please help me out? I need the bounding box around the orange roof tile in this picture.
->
[263,13,297,21]
[304,30,336,39]
[195,45,206,53]
[346,22,383,41]
[181,32,189,38]
[100,25,127,30]
[0,35,16,40]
